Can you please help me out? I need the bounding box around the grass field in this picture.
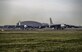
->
[0,30,82,52]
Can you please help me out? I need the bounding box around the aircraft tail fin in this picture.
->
[18,20,21,25]
[50,18,53,24]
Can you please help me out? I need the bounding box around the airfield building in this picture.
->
[17,21,49,28]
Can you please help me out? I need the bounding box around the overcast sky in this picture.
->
[0,0,82,25]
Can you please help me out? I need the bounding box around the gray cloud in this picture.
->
[0,0,82,25]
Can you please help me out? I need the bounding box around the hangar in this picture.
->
[17,21,49,28]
